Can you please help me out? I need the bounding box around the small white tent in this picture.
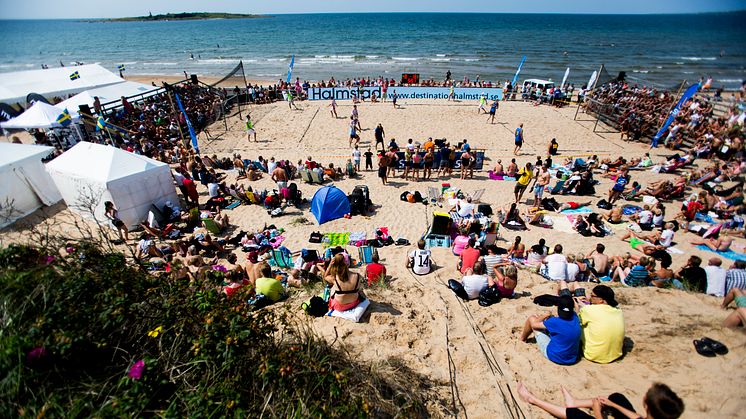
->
[0,143,62,228]
[0,102,79,130]
[46,142,178,229]
[0,64,124,105]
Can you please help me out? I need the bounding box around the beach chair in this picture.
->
[202,218,222,235]
[299,169,313,184]
[469,188,485,203]
[358,245,375,265]
[310,170,324,184]
[481,222,500,246]
[550,180,566,195]
[268,248,294,268]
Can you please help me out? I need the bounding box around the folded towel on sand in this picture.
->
[548,216,576,234]
[324,232,350,248]
[328,298,370,322]
[695,245,746,262]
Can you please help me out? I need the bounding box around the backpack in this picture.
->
[478,286,502,307]
[309,231,323,243]
[596,199,612,210]
[303,296,328,317]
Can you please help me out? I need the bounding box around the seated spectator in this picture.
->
[576,284,625,363]
[458,237,481,274]
[452,228,470,256]
[325,254,364,311]
[517,382,684,419]
[487,264,518,299]
[541,244,567,281]
[704,257,727,297]
[520,295,581,365]
[587,243,610,278]
[407,239,433,275]
[365,252,386,286]
[623,256,650,287]
[255,264,285,303]
[650,257,675,288]
[482,245,506,276]
[723,261,746,296]
[507,235,525,259]
[675,255,707,292]
[448,261,488,300]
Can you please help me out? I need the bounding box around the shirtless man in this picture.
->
[602,207,624,224]
[532,165,551,208]
[586,243,610,277]
[493,159,505,176]
[506,158,519,178]
[271,165,288,190]
[692,235,733,252]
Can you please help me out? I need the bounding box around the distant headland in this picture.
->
[108,12,271,22]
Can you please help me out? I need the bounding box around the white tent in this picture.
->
[57,81,161,111]
[0,64,124,105]
[46,142,178,229]
[0,102,79,130]
[0,143,62,228]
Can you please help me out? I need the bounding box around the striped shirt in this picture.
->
[483,254,503,276]
[724,269,746,294]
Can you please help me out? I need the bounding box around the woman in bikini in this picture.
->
[507,236,526,259]
[325,254,364,312]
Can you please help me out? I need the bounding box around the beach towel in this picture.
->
[327,298,370,322]
[269,235,285,249]
[488,171,505,180]
[225,201,241,210]
[349,231,366,243]
[666,246,685,255]
[695,245,746,262]
[560,207,593,214]
[324,232,351,248]
[548,215,576,234]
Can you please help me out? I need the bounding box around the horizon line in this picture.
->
[1,10,745,20]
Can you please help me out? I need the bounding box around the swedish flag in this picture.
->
[56,109,72,127]
[96,116,107,131]
[69,71,80,80]
[118,64,126,72]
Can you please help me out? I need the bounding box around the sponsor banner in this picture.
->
[392,150,485,171]
[308,86,503,101]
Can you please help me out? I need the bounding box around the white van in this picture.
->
[522,79,555,100]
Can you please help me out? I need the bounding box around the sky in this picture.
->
[0,0,744,19]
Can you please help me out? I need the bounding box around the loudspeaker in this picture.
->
[190,74,198,85]
[78,104,92,116]
[617,71,626,82]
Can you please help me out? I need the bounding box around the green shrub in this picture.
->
[0,243,432,418]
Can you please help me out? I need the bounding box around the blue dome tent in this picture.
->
[310,186,350,225]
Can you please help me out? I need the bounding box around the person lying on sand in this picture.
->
[691,235,733,252]
[517,382,684,419]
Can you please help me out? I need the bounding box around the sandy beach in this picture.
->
[2,94,745,418]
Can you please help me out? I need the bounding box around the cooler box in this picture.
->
[425,211,453,249]
[441,182,451,194]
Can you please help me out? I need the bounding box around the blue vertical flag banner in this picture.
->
[511,56,526,87]
[651,82,701,147]
[286,55,295,84]
[174,93,199,153]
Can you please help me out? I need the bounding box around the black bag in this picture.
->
[597,199,612,210]
[304,296,328,317]
[477,204,493,217]
[478,286,502,307]
[533,294,560,307]
[309,231,323,243]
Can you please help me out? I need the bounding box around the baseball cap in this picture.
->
[592,285,618,307]
[557,296,575,320]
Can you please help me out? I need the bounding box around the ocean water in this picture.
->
[0,12,744,89]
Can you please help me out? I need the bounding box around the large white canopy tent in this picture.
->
[0,64,124,105]
[0,101,79,130]
[46,142,178,229]
[57,81,161,111]
[0,143,62,228]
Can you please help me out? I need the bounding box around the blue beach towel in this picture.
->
[695,245,746,262]
[560,207,593,214]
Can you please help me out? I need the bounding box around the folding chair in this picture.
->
[310,170,324,184]
[481,222,500,246]
[299,169,313,184]
[358,245,374,265]
[202,218,221,235]
[269,248,294,268]
[469,188,485,203]
[550,180,566,195]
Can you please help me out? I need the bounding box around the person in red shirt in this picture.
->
[365,252,386,286]
[676,196,704,229]
[458,238,481,274]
